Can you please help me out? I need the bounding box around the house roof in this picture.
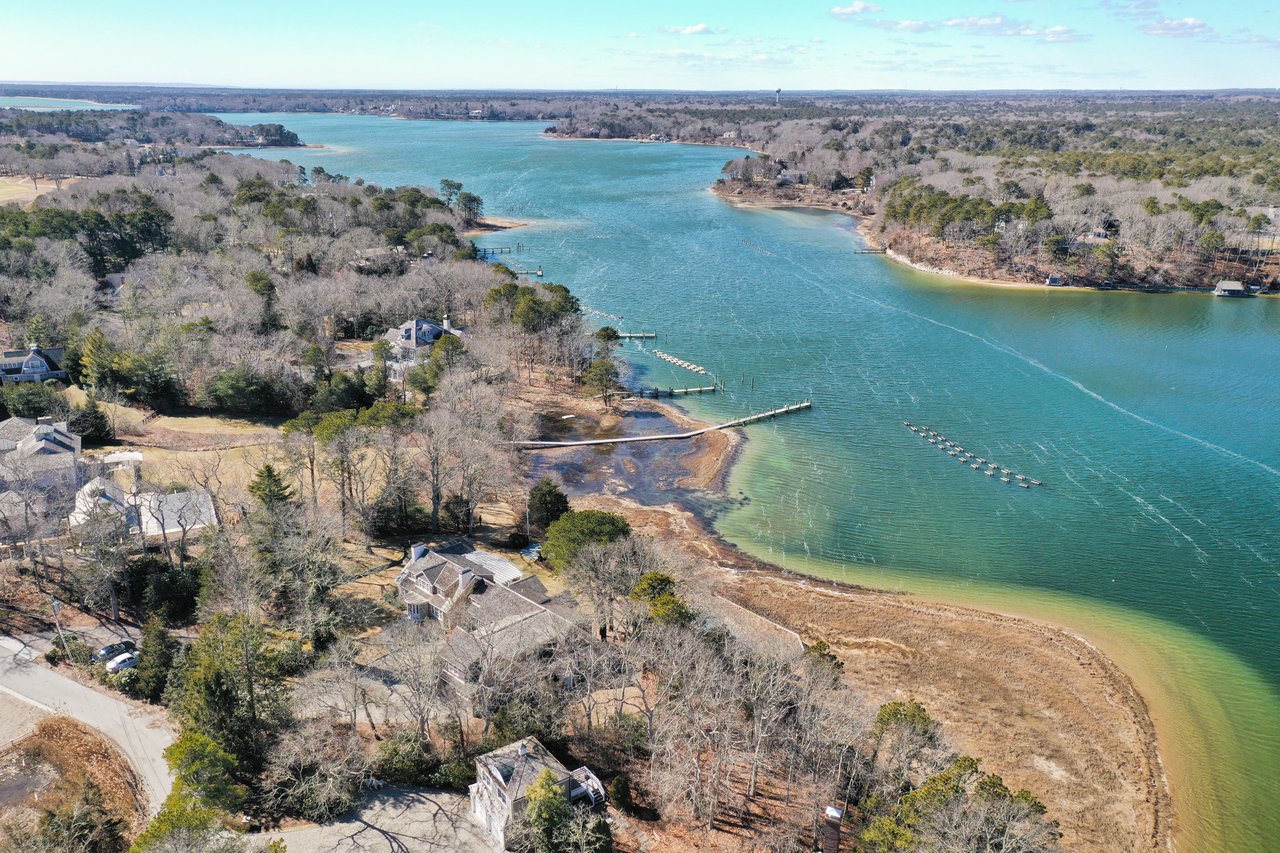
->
[477,737,569,802]
[397,541,574,678]
[68,476,217,537]
[0,345,65,374]
[385,318,447,350]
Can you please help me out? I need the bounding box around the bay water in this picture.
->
[218,113,1280,852]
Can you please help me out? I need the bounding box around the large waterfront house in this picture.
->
[469,737,605,848]
[0,344,69,385]
[396,541,574,699]
[384,316,455,359]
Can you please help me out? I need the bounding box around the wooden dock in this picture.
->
[852,249,887,254]
[626,386,716,398]
[513,401,812,449]
[618,332,657,339]
[476,246,513,256]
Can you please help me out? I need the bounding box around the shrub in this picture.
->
[109,668,140,696]
[46,635,92,666]
[373,731,440,785]
[607,774,634,812]
[542,510,630,571]
[431,759,476,791]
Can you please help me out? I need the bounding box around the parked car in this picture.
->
[105,651,139,674]
[91,640,136,663]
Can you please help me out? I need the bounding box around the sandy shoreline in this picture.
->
[464,216,529,235]
[515,379,1171,852]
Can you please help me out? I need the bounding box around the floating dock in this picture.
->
[903,421,1044,489]
[652,349,709,375]
[514,401,812,449]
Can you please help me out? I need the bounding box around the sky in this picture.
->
[2,1,1277,91]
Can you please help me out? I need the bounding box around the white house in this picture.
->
[69,475,218,540]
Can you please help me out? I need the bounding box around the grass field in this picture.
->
[0,175,82,205]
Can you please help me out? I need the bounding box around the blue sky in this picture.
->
[2,1,1276,90]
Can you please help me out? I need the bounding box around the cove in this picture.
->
[218,113,1280,852]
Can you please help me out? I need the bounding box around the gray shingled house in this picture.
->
[469,737,605,847]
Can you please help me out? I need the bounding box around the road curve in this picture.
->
[0,635,174,815]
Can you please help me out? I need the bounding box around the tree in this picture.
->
[527,478,570,532]
[245,270,278,332]
[247,463,295,509]
[542,510,631,571]
[455,191,484,226]
[175,613,290,770]
[581,358,620,404]
[69,394,114,443]
[163,730,247,813]
[520,769,571,853]
[439,178,463,207]
[136,615,178,703]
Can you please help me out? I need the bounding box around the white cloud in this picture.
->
[830,1,883,17]
[661,23,714,35]
[1141,17,1211,37]
[859,12,1086,41]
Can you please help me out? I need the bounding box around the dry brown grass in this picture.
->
[3,716,145,834]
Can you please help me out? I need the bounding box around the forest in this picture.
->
[6,84,1278,288]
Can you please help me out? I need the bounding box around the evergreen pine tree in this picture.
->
[69,393,115,442]
[247,464,294,509]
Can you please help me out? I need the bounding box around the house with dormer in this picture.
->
[469,737,605,848]
[0,344,69,385]
[384,316,455,360]
[396,541,575,695]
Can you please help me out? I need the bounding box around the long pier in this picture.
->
[476,246,514,256]
[626,386,716,398]
[618,332,657,339]
[513,401,812,449]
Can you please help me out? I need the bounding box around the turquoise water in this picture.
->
[0,96,136,111]
[217,113,1280,851]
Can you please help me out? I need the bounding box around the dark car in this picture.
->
[91,640,136,663]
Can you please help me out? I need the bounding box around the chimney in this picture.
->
[409,543,428,561]
[518,742,529,757]
[821,806,843,853]
[442,312,452,333]
[36,416,54,426]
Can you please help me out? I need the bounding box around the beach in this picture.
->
[516,382,1171,853]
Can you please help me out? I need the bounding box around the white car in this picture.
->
[105,651,139,674]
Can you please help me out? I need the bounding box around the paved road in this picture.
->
[0,635,174,815]
[250,787,497,852]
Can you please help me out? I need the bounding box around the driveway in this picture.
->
[0,635,174,815]
[252,787,497,852]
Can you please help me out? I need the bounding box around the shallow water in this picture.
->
[220,113,1280,852]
